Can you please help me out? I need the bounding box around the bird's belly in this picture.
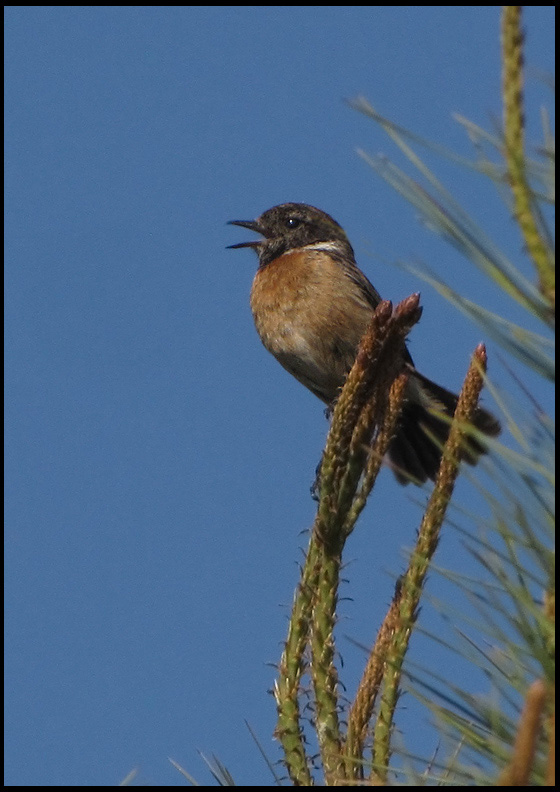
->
[257,319,350,404]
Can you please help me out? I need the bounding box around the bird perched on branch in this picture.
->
[229,202,500,484]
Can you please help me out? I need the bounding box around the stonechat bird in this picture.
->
[228,202,500,484]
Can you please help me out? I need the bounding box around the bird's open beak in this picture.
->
[227,219,264,249]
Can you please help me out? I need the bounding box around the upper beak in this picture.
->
[227,219,264,249]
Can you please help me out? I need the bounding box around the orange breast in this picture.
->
[249,249,374,402]
[251,250,333,347]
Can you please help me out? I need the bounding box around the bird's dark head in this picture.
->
[228,203,353,267]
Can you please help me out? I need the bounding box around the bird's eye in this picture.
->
[286,217,302,229]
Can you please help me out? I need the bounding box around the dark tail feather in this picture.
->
[387,371,501,485]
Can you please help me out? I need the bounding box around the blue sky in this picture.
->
[5,6,554,787]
